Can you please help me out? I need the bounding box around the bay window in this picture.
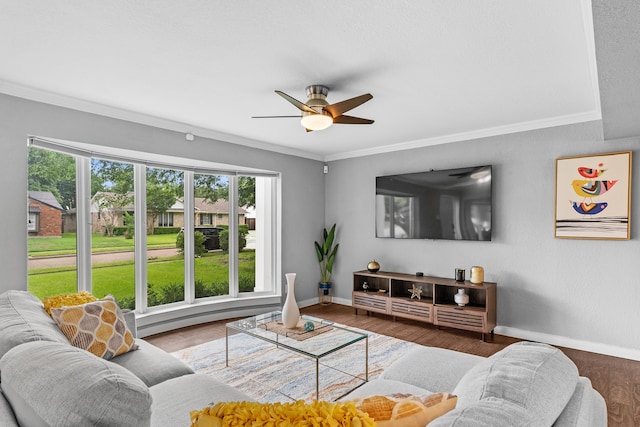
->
[27,137,281,333]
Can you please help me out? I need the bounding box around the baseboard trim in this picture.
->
[312,300,640,362]
[298,296,352,309]
[495,326,640,362]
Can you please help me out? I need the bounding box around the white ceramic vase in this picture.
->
[454,288,469,306]
[281,273,300,328]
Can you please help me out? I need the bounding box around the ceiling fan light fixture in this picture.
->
[300,112,333,131]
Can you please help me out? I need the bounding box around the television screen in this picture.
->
[376,165,492,241]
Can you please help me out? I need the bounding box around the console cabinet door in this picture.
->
[352,292,389,314]
[434,306,486,333]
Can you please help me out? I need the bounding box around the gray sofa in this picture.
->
[0,290,252,426]
[343,341,607,426]
[1,290,606,426]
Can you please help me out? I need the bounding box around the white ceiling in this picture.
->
[0,0,601,161]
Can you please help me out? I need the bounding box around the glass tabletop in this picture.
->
[226,311,368,359]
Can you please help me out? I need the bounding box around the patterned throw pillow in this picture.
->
[50,295,138,360]
[190,401,375,427]
[349,393,457,426]
[42,291,97,315]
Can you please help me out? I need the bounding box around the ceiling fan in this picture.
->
[252,85,374,132]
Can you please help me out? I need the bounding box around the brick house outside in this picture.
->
[28,191,63,237]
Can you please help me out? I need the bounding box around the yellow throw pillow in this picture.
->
[42,291,97,315]
[350,392,457,426]
[190,401,376,427]
[50,295,138,360]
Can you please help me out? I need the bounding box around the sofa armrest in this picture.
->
[122,309,137,338]
[553,377,607,427]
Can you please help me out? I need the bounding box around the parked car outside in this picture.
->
[178,227,223,251]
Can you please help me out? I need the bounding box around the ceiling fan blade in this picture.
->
[324,93,373,118]
[275,90,318,114]
[332,114,374,125]
[251,115,302,118]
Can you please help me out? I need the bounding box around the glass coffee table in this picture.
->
[226,311,368,401]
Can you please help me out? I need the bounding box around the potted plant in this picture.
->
[314,224,339,304]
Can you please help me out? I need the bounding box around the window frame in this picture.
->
[28,136,282,336]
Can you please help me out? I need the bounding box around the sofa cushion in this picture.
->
[150,373,254,426]
[380,345,485,392]
[0,341,152,427]
[0,290,69,359]
[111,338,194,387]
[453,341,578,426]
[429,397,539,427]
[50,295,138,360]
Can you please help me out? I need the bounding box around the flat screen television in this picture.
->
[375,165,492,241]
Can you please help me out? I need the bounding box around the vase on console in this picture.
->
[454,288,469,306]
[281,273,300,328]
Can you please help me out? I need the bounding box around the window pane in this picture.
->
[90,159,136,309]
[27,147,77,298]
[147,167,184,307]
[245,176,276,293]
[239,176,257,293]
[193,174,230,299]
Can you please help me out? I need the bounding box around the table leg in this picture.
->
[316,358,320,401]
[365,335,369,381]
[225,327,229,367]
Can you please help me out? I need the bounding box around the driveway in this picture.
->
[28,247,179,270]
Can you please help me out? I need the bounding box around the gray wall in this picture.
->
[4,92,639,358]
[0,94,325,302]
[326,120,640,357]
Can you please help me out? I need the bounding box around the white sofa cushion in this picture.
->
[380,345,485,392]
[0,341,152,427]
[150,373,255,426]
[111,338,194,386]
[453,341,578,426]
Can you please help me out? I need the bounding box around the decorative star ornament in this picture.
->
[409,284,422,300]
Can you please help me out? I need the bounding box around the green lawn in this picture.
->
[28,250,256,310]
[28,233,177,256]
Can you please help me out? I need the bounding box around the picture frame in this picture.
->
[555,151,632,240]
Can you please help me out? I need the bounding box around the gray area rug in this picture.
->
[172,327,419,402]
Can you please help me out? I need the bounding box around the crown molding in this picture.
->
[324,110,602,162]
[0,80,324,161]
[1,79,601,164]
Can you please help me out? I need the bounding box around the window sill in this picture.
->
[135,294,282,338]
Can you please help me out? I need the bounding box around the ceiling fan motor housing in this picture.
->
[304,85,330,113]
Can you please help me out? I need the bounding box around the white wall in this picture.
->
[325,120,640,360]
[0,93,325,304]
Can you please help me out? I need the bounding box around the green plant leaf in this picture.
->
[326,243,339,273]
[323,224,336,255]
[314,241,324,262]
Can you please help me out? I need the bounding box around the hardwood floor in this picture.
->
[145,303,640,426]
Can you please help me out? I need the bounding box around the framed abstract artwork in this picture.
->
[555,151,632,240]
